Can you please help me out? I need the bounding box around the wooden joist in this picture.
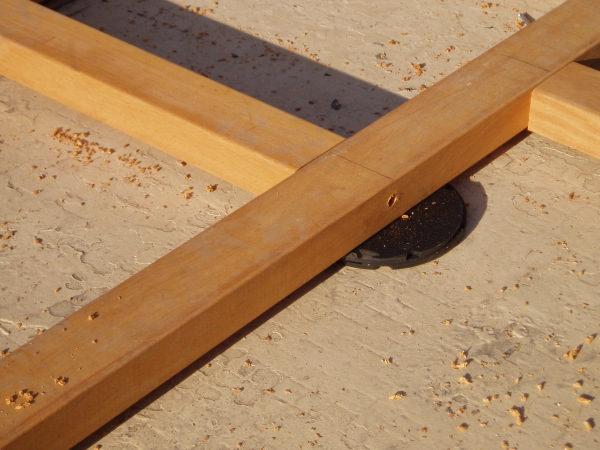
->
[0,0,342,194]
[530,62,600,159]
[1,0,599,448]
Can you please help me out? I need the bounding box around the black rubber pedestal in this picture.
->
[341,184,466,270]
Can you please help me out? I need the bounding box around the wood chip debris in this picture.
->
[54,376,68,386]
[5,389,36,409]
[577,394,594,404]
[389,391,407,400]
[508,406,526,425]
[450,358,471,369]
[584,418,595,431]
[563,345,582,360]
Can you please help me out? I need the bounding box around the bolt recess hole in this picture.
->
[387,194,399,207]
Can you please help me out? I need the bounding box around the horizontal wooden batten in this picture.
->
[0,0,343,194]
[1,0,599,448]
[529,62,600,159]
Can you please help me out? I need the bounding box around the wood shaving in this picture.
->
[508,406,526,425]
[563,345,582,360]
[7,389,36,409]
[460,374,473,384]
[54,376,68,386]
[451,358,471,369]
[389,391,406,400]
[584,418,595,431]
[577,394,594,404]
[410,62,425,76]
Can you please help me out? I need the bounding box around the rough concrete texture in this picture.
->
[1,0,599,449]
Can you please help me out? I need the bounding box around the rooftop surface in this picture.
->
[1,0,598,448]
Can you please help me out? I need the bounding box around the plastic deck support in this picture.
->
[0,0,599,448]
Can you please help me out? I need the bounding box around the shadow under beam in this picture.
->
[55,0,408,138]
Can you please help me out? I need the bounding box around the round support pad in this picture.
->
[341,184,466,269]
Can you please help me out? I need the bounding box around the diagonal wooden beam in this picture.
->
[529,62,600,159]
[0,0,342,194]
[0,0,599,448]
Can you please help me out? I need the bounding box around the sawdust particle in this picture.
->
[563,345,582,360]
[508,406,526,425]
[460,374,473,384]
[389,391,407,400]
[584,418,595,431]
[54,376,68,386]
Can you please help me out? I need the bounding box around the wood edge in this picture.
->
[529,62,600,158]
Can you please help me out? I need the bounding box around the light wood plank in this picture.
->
[529,62,600,158]
[1,0,599,448]
[0,0,343,194]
